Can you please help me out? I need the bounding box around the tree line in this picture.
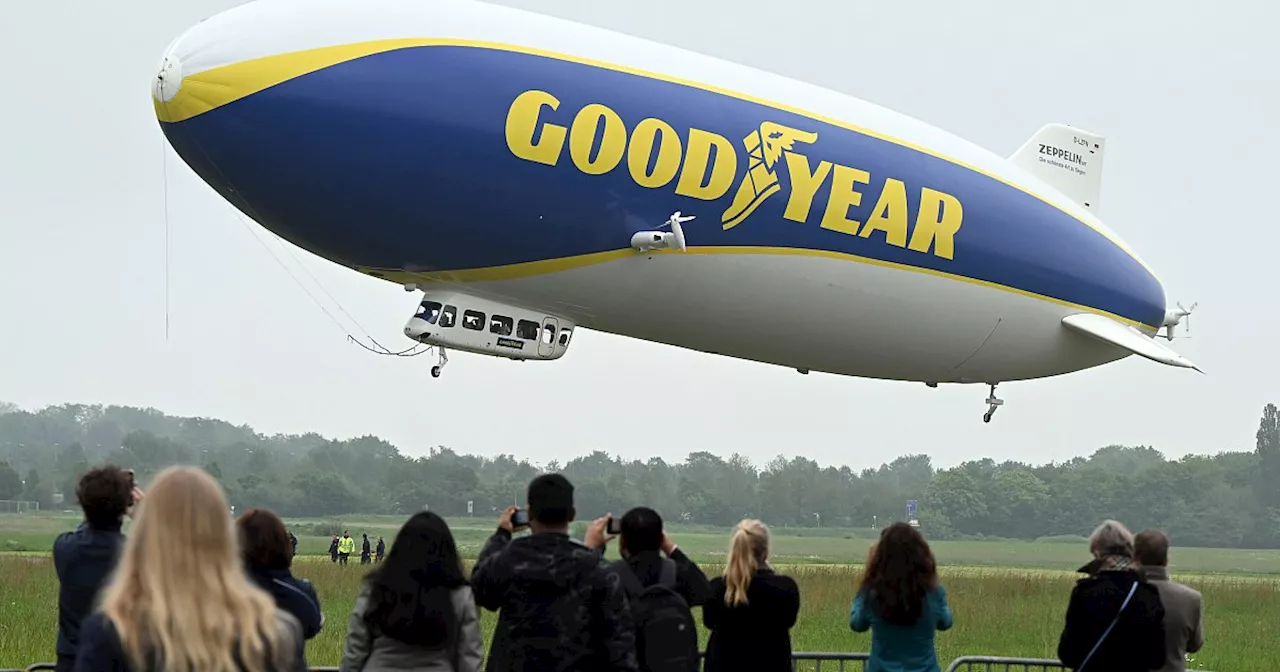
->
[0,400,1277,549]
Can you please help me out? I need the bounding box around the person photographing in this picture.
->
[586,507,710,672]
[470,473,638,672]
[53,466,144,672]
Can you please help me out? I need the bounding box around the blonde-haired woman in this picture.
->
[703,519,800,672]
[73,466,304,672]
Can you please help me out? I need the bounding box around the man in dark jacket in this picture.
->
[375,536,385,563]
[360,533,372,565]
[585,506,712,607]
[472,473,638,672]
[52,465,141,672]
[1136,529,1204,672]
[1058,520,1166,671]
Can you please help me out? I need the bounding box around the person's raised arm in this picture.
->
[667,535,712,607]
[934,584,953,631]
[470,505,518,612]
[849,590,870,633]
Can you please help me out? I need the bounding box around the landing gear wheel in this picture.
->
[983,383,1004,423]
[431,347,449,378]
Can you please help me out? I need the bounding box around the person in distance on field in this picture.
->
[1057,519,1166,671]
[586,507,709,672]
[53,465,143,672]
[375,536,386,563]
[849,522,953,672]
[330,534,341,563]
[702,519,800,672]
[339,511,483,672]
[361,532,373,565]
[339,529,356,565]
[1135,529,1204,672]
[73,466,303,672]
[237,507,325,662]
[471,473,638,672]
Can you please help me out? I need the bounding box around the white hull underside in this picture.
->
[410,252,1132,384]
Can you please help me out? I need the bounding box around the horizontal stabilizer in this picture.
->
[1009,124,1105,215]
[1062,313,1200,371]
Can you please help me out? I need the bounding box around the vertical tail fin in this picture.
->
[1008,123,1106,215]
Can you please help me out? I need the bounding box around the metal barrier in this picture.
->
[20,654,870,672]
[943,656,1067,671]
[267,653,870,672]
[789,652,870,671]
[17,654,1215,672]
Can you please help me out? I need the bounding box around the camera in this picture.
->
[126,469,135,490]
[511,508,529,528]
[606,516,621,535]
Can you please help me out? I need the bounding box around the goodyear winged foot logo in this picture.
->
[721,122,818,230]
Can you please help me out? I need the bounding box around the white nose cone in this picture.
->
[153,53,184,104]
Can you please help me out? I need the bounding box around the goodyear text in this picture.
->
[505,89,964,260]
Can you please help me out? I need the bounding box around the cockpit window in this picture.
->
[542,325,556,345]
[417,301,443,325]
[517,319,540,340]
[440,305,457,328]
[489,315,513,336]
[558,329,573,346]
[463,310,485,330]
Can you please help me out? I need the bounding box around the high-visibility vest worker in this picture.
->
[338,535,355,554]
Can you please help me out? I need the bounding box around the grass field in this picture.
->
[2,514,1277,670]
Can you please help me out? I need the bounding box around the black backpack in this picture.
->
[618,558,699,672]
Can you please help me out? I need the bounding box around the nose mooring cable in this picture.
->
[156,94,425,358]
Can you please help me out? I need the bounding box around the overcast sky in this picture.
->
[1,0,1274,472]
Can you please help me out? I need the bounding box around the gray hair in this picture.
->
[1089,519,1135,558]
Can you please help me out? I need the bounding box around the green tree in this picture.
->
[0,461,21,500]
[1257,403,1280,508]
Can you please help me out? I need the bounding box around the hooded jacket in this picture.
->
[471,529,638,672]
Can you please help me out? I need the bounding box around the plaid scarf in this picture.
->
[1096,554,1135,572]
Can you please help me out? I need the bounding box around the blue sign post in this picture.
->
[906,500,919,527]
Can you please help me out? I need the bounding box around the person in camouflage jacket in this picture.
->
[471,474,639,672]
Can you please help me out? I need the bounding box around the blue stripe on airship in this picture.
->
[159,44,1166,329]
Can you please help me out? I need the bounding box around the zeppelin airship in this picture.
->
[152,0,1199,422]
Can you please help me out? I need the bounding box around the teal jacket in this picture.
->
[850,584,953,672]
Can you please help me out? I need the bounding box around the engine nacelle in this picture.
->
[404,290,576,361]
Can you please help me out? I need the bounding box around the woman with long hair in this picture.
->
[73,466,302,672]
[850,522,953,672]
[703,519,800,672]
[339,511,483,672]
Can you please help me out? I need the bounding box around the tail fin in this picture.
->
[1009,123,1106,215]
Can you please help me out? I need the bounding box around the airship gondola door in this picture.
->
[539,317,559,358]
